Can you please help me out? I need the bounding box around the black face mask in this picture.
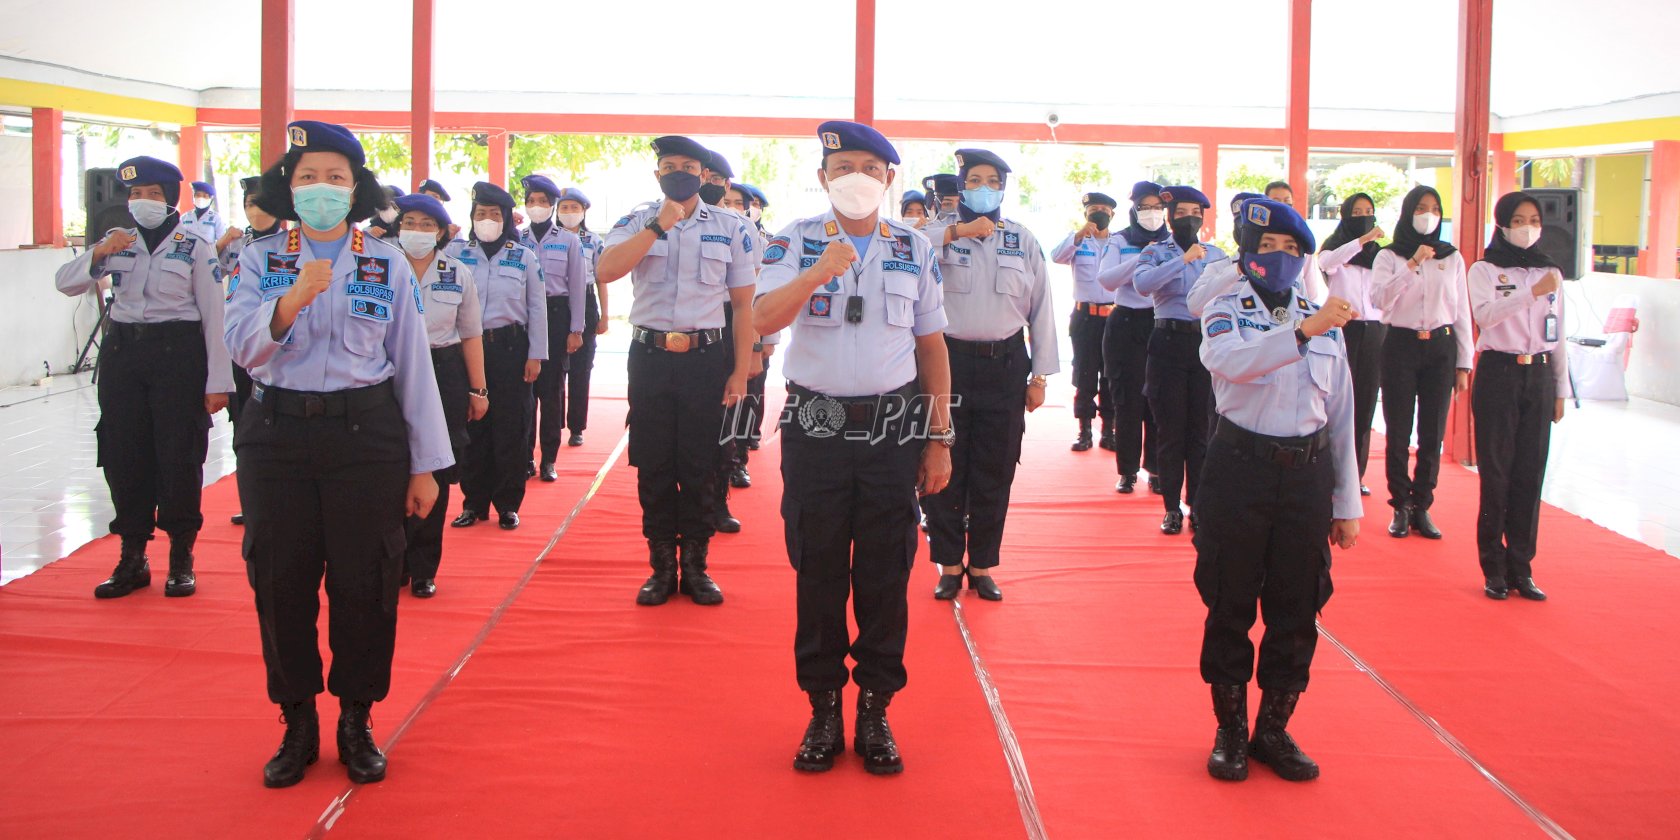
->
[1089,211,1112,231]
[1347,215,1375,235]
[697,183,727,206]
[1170,215,1203,251]
[659,172,702,202]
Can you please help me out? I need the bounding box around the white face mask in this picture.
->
[1503,224,1542,249]
[377,207,397,224]
[1413,212,1441,235]
[525,205,554,225]
[473,218,504,242]
[556,211,585,229]
[128,198,169,229]
[747,206,762,223]
[1136,208,1166,231]
[399,230,438,258]
[193,196,212,210]
[825,172,887,220]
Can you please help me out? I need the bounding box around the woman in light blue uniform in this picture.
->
[226,121,452,789]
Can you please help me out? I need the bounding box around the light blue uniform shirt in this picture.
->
[1050,231,1112,305]
[179,206,227,246]
[1094,234,1163,309]
[444,238,549,360]
[416,252,483,348]
[225,228,453,474]
[757,212,946,398]
[519,223,588,333]
[923,217,1060,376]
[1200,280,1360,520]
[602,202,757,331]
[1135,238,1228,321]
[57,224,234,394]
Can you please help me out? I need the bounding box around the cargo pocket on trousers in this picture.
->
[1193,544,1221,609]
[781,499,802,572]
[381,526,407,616]
[93,419,106,468]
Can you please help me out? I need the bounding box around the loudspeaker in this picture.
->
[1527,188,1582,279]
[85,168,133,241]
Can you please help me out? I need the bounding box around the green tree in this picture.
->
[1224,163,1283,194]
[510,134,644,185]
[1324,160,1408,211]
[360,133,412,180]
[1529,158,1576,188]
[208,132,262,178]
[1064,154,1111,192]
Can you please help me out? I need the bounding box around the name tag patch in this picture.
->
[882,260,920,275]
[347,282,395,302]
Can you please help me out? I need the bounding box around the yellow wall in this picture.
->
[1431,167,1454,215]
[1593,154,1646,246]
[0,78,195,126]
[1504,117,1680,153]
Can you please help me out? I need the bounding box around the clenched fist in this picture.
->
[287,259,333,308]
[1182,243,1207,264]
[1302,296,1359,337]
[656,199,687,231]
[814,239,857,281]
[96,229,137,259]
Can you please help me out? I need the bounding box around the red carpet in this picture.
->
[3,387,1677,838]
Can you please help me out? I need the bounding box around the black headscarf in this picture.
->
[474,203,516,261]
[1118,205,1170,248]
[1320,192,1382,269]
[1385,185,1457,261]
[139,211,181,254]
[1482,191,1560,270]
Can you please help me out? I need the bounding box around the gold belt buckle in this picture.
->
[1416,330,1431,340]
[1516,354,1533,365]
[664,331,691,353]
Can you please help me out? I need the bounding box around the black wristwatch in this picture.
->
[644,219,665,237]
[1295,328,1309,345]
[752,342,764,352]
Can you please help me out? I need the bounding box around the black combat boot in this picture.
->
[854,689,903,775]
[1249,690,1319,781]
[635,540,679,606]
[337,699,387,783]
[1207,684,1248,781]
[164,531,197,597]
[793,690,844,773]
[94,536,151,599]
[1071,418,1093,452]
[263,699,319,788]
[678,537,724,606]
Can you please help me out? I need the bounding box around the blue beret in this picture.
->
[954,148,1011,181]
[385,184,405,198]
[191,180,214,196]
[1130,181,1163,203]
[923,173,960,197]
[738,183,768,208]
[418,179,451,201]
[1237,198,1316,254]
[651,135,709,164]
[521,174,561,201]
[286,120,365,168]
[117,156,183,187]
[1230,191,1262,210]
[240,176,262,197]
[1158,185,1211,209]
[394,194,451,228]
[900,190,928,212]
[816,120,900,165]
[1082,192,1118,208]
[470,181,514,209]
[706,151,734,179]
[556,187,590,208]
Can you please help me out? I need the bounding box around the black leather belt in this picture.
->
[546,294,571,305]
[787,381,920,434]
[1399,324,1453,341]
[1111,306,1154,319]
[631,325,724,353]
[945,330,1024,359]
[483,323,527,343]
[430,343,464,364]
[1482,349,1551,366]
[110,320,201,341]
[1214,416,1330,469]
[1154,318,1199,334]
[252,379,395,418]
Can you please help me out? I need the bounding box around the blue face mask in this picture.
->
[960,187,1004,214]
[292,183,353,231]
[1242,250,1306,294]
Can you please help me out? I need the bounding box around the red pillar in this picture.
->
[1449,0,1494,465]
[31,107,63,247]
[1494,149,1517,205]
[177,124,203,213]
[260,0,295,169]
[1641,140,1680,280]
[1199,142,1220,238]
[487,132,508,187]
[411,0,435,191]
[1285,0,1311,215]
[854,0,876,125]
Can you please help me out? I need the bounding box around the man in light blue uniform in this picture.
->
[518,174,586,481]
[922,148,1058,602]
[1135,185,1226,535]
[56,156,234,599]
[1096,181,1169,494]
[1194,198,1360,785]
[1052,190,1119,452]
[754,120,952,776]
[226,120,452,788]
[444,182,547,530]
[181,180,229,246]
[598,135,756,608]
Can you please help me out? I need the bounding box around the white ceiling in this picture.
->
[1,0,1675,121]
